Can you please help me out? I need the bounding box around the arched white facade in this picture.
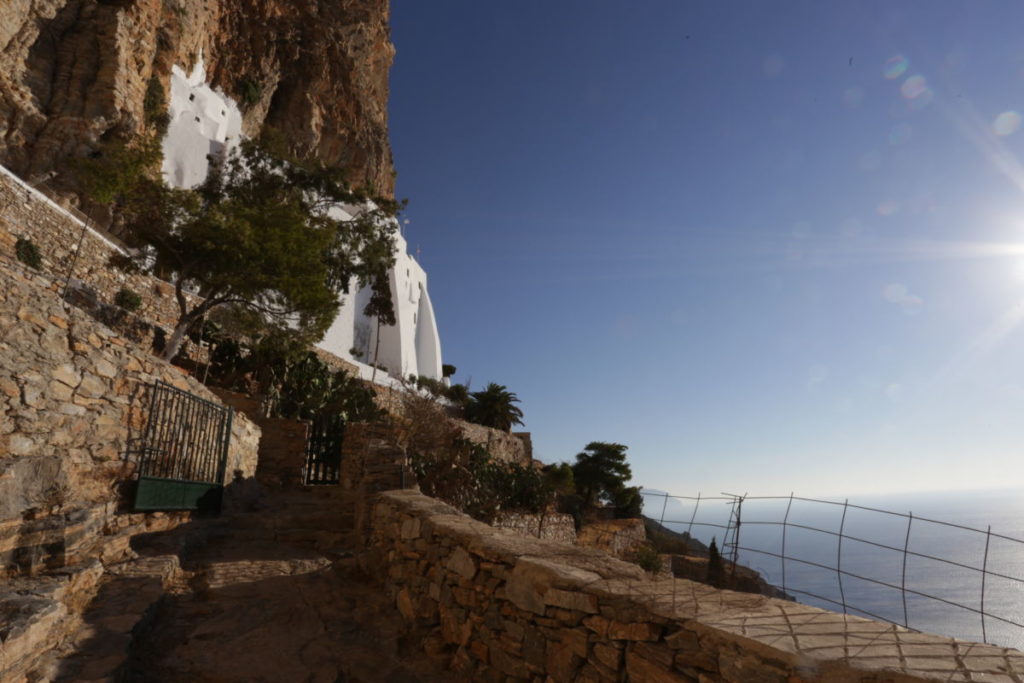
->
[159,59,444,384]
[317,224,444,383]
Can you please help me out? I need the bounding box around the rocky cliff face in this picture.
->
[0,0,395,196]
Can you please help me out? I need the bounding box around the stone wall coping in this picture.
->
[376,489,1024,682]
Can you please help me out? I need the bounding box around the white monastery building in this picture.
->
[160,58,444,384]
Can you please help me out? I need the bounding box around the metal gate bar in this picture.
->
[304,414,344,485]
[134,381,233,511]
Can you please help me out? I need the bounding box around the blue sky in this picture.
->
[389,2,1024,497]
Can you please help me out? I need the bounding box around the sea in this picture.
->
[640,488,1024,650]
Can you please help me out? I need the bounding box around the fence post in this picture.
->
[902,511,913,628]
[781,492,793,597]
[730,495,744,570]
[837,499,849,614]
[686,492,701,540]
[981,524,991,643]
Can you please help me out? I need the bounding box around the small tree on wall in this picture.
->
[571,441,643,518]
[363,267,396,382]
[78,138,401,360]
[465,383,524,432]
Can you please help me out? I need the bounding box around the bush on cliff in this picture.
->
[114,287,142,311]
[396,381,551,522]
[202,322,380,422]
[410,444,552,523]
[14,236,42,269]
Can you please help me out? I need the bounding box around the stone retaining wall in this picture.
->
[457,422,532,465]
[366,489,1024,682]
[0,258,259,575]
[576,518,647,559]
[0,163,199,329]
[494,512,577,545]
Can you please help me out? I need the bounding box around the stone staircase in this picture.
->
[4,478,448,683]
[0,561,104,683]
[16,524,200,682]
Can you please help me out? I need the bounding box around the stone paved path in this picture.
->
[40,489,459,683]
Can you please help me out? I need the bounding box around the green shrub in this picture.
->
[414,374,447,398]
[631,544,662,573]
[200,325,381,423]
[707,537,726,587]
[444,382,470,407]
[143,76,170,136]
[239,78,262,108]
[114,287,142,311]
[14,237,42,269]
[442,363,456,378]
[410,445,554,524]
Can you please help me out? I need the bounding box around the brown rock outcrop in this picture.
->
[0,0,394,195]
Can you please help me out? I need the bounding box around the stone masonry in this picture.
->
[366,490,1024,682]
[494,512,577,545]
[0,255,259,577]
[0,164,201,330]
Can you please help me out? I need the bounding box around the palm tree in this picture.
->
[465,383,524,432]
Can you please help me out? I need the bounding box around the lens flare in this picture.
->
[883,55,909,80]
[993,111,1021,136]
[901,75,928,99]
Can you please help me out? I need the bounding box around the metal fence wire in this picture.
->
[646,491,1024,647]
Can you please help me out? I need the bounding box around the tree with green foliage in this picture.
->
[707,537,726,588]
[444,382,470,408]
[202,323,380,422]
[363,267,397,383]
[570,442,643,518]
[465,383,524,432]
[78,137,401,361]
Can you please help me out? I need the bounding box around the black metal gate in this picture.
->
[304,414,344,485]
[134,381,233,512]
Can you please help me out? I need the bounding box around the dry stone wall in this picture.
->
[494,512,577,545]
[457,421,532,465]
[366,490,1024,683]
[0,164,199,329]
[0,256,259,576]
[356,378,533,465]
[576,518,647,559]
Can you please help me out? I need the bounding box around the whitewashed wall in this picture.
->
[158,60,444,383]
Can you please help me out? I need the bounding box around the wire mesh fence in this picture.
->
[644,491,1024,649]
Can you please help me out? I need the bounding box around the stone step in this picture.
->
[199,555,333,591]
[272,528,356,555]
[28,528,200,682]
[1,561,103,683]
[42,574,167,683]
